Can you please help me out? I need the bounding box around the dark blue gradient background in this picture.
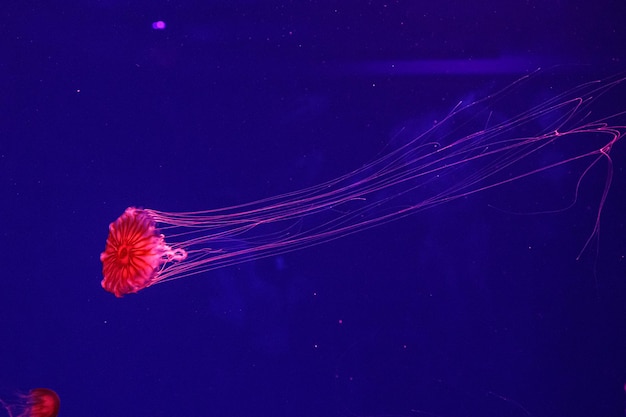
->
[1,2,625,417]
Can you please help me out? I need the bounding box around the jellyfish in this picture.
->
[0,388,60,417]
[101,72,626,297]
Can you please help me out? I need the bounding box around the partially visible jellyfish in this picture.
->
[101,71,626,297]
[0,388,60,417]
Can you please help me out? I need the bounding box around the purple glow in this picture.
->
[152,21,166,30]
[340,56,551,75]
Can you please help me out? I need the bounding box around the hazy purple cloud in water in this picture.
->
[353,56,547,75]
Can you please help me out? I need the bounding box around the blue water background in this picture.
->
[1,2,625,417]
